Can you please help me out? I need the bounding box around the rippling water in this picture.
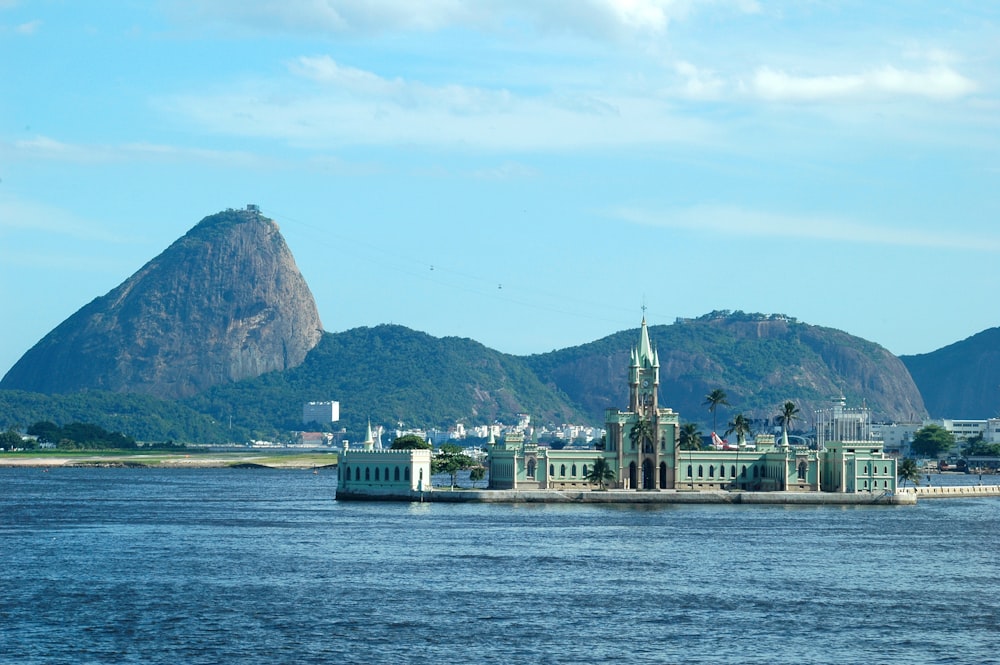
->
[2,467,999,664]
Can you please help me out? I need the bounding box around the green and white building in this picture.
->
[487,318,897,495]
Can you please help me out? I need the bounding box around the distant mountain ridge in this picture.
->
[0,208,323,400]
[902,327,1000,419]
[1,207,993,443]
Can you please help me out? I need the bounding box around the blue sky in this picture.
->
[2,1,999,378]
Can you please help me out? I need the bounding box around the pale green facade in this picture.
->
[487,319,897,495]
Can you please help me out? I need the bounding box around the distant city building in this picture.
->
[302,401,340,425]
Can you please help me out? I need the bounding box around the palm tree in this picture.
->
[585,457,616,490]
[776,401,800,448]
[898,458,921,490]
[725,413,753,448]
[679,423,702,451]
[703,389,729,434]
[629,418,656,454]
[726,413,753,490]
[679,422,702,490]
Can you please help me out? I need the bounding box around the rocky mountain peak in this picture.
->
[1,207,324,399]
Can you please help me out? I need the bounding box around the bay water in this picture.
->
[2,467,999,664]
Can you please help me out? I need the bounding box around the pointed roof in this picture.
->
[636,316,657,368]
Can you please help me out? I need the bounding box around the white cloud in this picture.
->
[163,58,715,150]
[167,0,759,40]
[4,135,273,167]
[747,64,978,102]
[611,205,1000,252]
[15,18,39,34]
[0,197,133,244]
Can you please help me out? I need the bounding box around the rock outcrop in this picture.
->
[902,328,1000,419]
[1,207,323,399]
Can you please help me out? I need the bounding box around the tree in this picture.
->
[391,434,432,450]
[726,413,752,490]
[0,429,25,451]
[703,389,729,433]
[679,423,702,451]
[585,457,615,490]
[469,465,486,488]
[725,413,753,448]
[776,401,800,447]
[629,418,655,454]
[433,443,474,489]
[897,458,921,489]
[911,424,954,458]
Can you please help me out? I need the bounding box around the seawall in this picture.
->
[907,484,1000,499]
[335,488,916,505]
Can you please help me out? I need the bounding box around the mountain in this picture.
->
[526,311,928,427]
[901,328,1000,419]
[0,207,323,400]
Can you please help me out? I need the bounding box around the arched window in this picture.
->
[405,467,411,481]
[660,436,666,451]
[550,464,555,476]
[528,459,536,478]
[798,461,807,480]
[341,466,348,481]
[582,464,589,477]
[571,464,577,476]
[687,464,693,478]
[355,467,361,481]
[741,465,747,477]
[365,467,370,481]
[394,467,401,481]
[730,465,736,478]
[708,465,715,478]
[698,465,703,477]
[560,464,566,477]
[375,467,380,481]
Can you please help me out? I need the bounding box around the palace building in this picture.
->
[338,318,897,498]
[486,318,896,495]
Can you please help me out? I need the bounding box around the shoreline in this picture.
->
[0,452,338,469]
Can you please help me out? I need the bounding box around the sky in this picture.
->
[2,1,999,378]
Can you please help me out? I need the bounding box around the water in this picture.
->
[2,467,1000,664]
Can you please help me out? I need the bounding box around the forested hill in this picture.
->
[182,324,587,437]
[901,327,1000,419]
[0,314,937,443]
[526,312,927,427]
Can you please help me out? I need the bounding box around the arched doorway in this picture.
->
[629,462,637,489]
[642,459,654,489]
[659,461,668,488]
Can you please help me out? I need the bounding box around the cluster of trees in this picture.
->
[678,389,802,451]
[26,421,138,450]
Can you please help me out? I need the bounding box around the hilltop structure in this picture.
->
[336,318,899,500]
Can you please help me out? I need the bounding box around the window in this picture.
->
[687,465,693,478]
[698,465,703,477]
[582,464,588,477]
[365,467,370,481]
[550,464,555,476]
[355,467,361,481]
[571,464,577,476]
[405,468,411,481]
[730,465,737,478]
[375,467,380,481]
[394,467,401,481]
[560,464,566,477]
[708,465,715,478]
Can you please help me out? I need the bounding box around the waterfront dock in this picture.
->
[335,488,918,505]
